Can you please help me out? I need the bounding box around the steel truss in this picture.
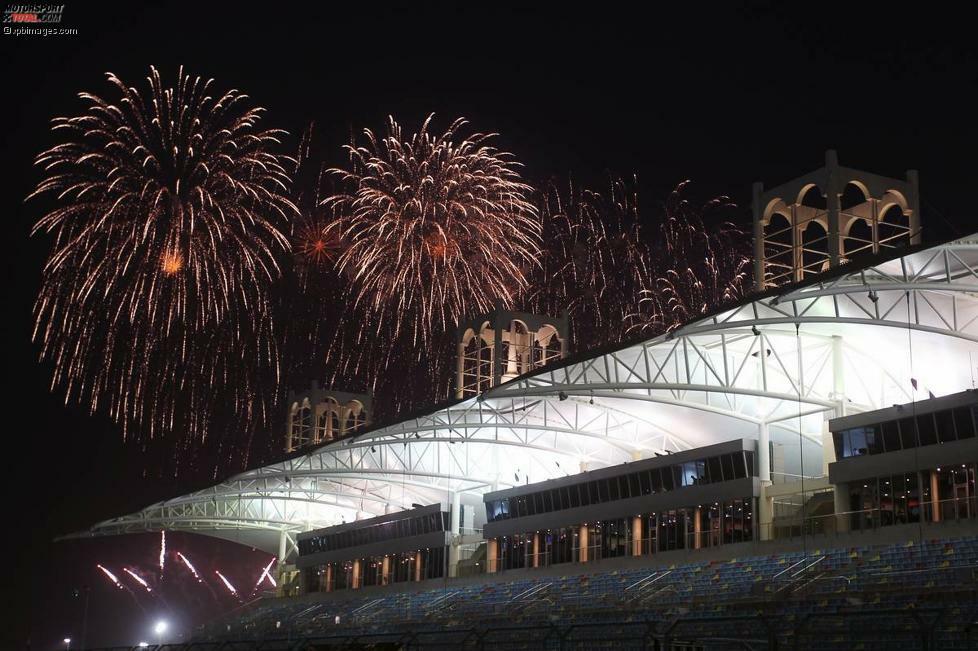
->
[73,237,978,554]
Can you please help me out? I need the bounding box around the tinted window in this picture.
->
[628,472,640,497]
[660,466,674,491]
[608,477,620,501]
[640,470,652,495]
[932,410,953,445]
[898,418,917,449]
[744,451,755,477]
[568,484,581,508]
[953,407,974,440]
[881,421,901,452]
[733,452,750,479]
[720,454,734,479]
[650,468,663,492]
[588,481,600,504]
[709,456,723,483]
[917,413,938,446]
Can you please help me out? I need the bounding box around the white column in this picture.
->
[758,422,771,483]
[448,492,461,577]
[277,529,288,591]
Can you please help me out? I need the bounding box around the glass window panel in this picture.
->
[743,451,754,477]
[569,484,581,508]
[588,481,600,504]
[833,432,845,460]
[608,477,620,501]
[932,410,953,446]
[661,466,675,491]
[898,418,917,449]
[628,472,640,497]
[598,480,610,503]
[650,467,663,492]
[720,454,734,479]
[953,407,974,440]
[640,470,652,495]
[733,452,750,479]
[709,456,723,483]
[866,424,883,454]
[916,413,937,447]
[543,490,553,512]
[881,421,901,452]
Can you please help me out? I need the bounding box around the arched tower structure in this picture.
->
[752,150,921,290]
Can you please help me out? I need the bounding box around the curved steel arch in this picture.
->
[69,236,978,554]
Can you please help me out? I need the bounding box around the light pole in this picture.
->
[63,638,71,651]
[154,620,167,646]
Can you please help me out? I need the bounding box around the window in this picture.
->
[710,456,724,483]
[744,451,755,477]
[953,406,975,440]
[733,452,750,479]
[917,413,938,447]
[569,484,581,508]
[720,454,734,479]
[588,481,600,504]
[661,466,675,491]
[628,473,641,498]
[881,421,901,453]
[608,476,620,501]
[898,418,918,449]
[650,468,663,492]
[639,470,652,495]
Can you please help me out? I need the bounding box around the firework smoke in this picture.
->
[29,66,297,451]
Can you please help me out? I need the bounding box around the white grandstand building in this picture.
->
[71,153,978,594]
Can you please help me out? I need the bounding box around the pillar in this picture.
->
[532,533,540,568]
[825,150,842,267]
[752,181,765,292]
[579,525,589,563]
[693,507,702,550]
[448,492,461,578]
[632,516,643,556]
[277,529,288,589]
[381,556,390,586]
[930,470,941,523]
[758,488,775,542]
[325,564,333,592]
[833,482,850,533]
[758,423,771,483]
[486,539,498,574]
[907,169,922,244]
[352,559,361,589]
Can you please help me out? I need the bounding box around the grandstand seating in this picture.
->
[180,535,978,650]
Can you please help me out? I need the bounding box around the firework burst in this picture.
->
[29,66,297,444]
[324,114,541,345]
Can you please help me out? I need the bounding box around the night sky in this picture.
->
[4,3,976,649]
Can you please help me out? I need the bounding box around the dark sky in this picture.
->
[3,2,976,649]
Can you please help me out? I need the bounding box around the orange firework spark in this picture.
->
[29,66,297,443]
[324,114,541,345]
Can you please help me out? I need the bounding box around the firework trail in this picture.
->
[215,570,239,599]
[96,564,122,589]
[528,177,751,344]
[159,530,166,577]
[29,65,297,452]
[98,564,147,612]
[123,568,152,592]
[324,114,541,347]
[254,558,277,593]
[176,552,201,582]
